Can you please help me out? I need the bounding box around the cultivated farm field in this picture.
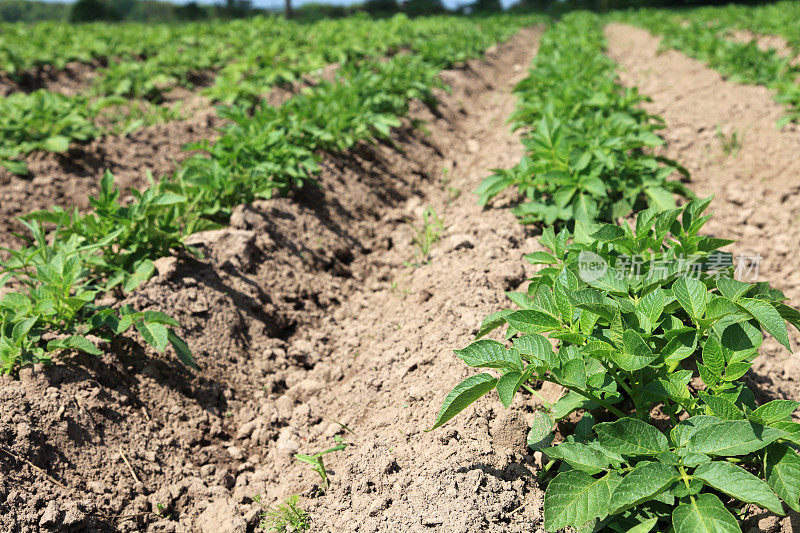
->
[1,4,800,533]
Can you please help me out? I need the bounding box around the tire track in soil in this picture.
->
[0,28,549,533]
[605,23,800,532]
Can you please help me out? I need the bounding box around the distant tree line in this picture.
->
[0,0,783,23]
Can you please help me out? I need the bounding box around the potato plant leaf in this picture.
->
[765,444,800,513]
[544,470,620,532]
[672,493,740,533]
[596,418,669,457]
[430,373,497,431]
[693,460,784,515]
[687,420,786,456]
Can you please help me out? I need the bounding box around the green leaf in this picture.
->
[644,186,676,211]
[555,358,587,389]
[701,334,725,382]
[429,374,497,431]
[772,422,800,445]
[168,329,196,370]
[716,278,750,302]
[596,418,669,457]
[673,276,707,321]
[751,400,800,425]
[694,460,784,514]
[46,335,102,356]
[150,192,187,207]
[737,298,791,351]
[625,517,658,533]
[506,309,561,333]
[527,410,554,451]
[134,321,169,352]
[42,135,71,153]
[584,265,629,296]
[551,390,598,421]
[12,316,38,344]
[1,159,29,175]
[610,329,657,372]
[765,443,800,513]
[688,420,786,456]
[699,392,742,420]
[609,461,678,514]
[122,260,156,293]
[544,471,619,532]
[513,333,556,368]
[497,370,524,408]
[454,340,523,371]
[776,302,800,333]
[636,288,666,334]
[672,493,740,533]
[544,442,610,475]
[476,310,512,339]
[590,224,625,243]
[524,251,559,265]
[142,310,181,327]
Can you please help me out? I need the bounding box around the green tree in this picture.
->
[472,0,503,12]
[404,0,446,16]
[70,0,116,22]
[362,0,400,16]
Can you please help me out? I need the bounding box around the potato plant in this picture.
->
[476,13,692,226]
[0,219,194,374]
[432,198,800,532]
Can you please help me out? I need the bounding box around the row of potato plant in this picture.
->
[475,12,693,227]
[0,14,536,176]
[0,16,543,375]
[676,1,800,53]
[432,13,800,533]
[617,10,800,127]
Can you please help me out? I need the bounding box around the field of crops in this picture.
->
[0,3,799,532]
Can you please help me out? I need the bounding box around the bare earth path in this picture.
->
[0,28,546,532]
[265,29,548,533]
[606,26,800,530]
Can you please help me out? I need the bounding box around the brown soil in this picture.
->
[606,25,800,529]
[0,27,547,533]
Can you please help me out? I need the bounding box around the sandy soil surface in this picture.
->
[0,27,547,533]
[606,25,800,529]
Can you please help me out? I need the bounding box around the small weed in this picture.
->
[715,125,743,156]
[254,495,310,532]
[390,281,410,299]
[294,436,349,493]
[447,186,461,201]
[406,207,444,266]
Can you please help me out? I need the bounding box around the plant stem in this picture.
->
[522,383,553,409]
[540,376,627,418]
